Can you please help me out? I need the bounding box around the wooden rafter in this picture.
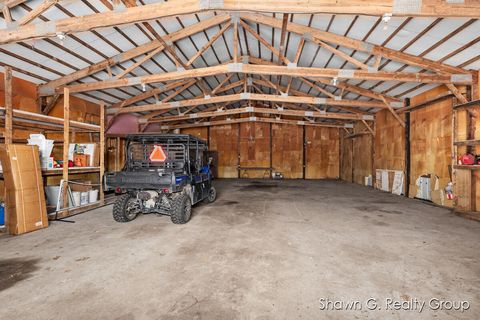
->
[115,46,163,79]
[187,22,232,67]
[240,19,290,65]
[17,0,58,26]
[154,117,349,131]
[241,13,469,75]
[110,92,385,115]
[37,14,230,95]
[143,106,364,124]
[65,63,471,94]
[2,0,480,44]
[110,79,192,109]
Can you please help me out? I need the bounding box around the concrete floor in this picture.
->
[0,179,479,319]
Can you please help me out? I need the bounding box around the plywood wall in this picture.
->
[182,123,340,179]
[208,124,239,178]
[305,127,339,179]
[409,90,453,206]
[339,122,374,185]
[375,109,405,171]
[272,124,303,179]
[340,130,353,182]
[239,122,271,178]
[181,127,208,141]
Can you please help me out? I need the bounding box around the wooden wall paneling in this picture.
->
[305,127,339,179]
[181,127,209,140]
[209,124,239,178]
[239,122,271,178]
[375,109,405,171]
[352,122,373,185]
[409,92,453,206]
[340,130,353,182]
[271,124,303,178]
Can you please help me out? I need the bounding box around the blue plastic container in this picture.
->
[0,204,4,225]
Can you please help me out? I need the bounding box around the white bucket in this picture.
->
[71,191,81,207]
[80,192,89,205]
[44,186,60,206]
[89,189,99,203]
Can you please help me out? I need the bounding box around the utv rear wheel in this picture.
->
[170,194,192,224]
[204,186,217,203]
[113,194,140,222]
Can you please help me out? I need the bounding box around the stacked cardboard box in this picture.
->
[0,144,48,235]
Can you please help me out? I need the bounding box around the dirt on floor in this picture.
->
[0,179,479,320]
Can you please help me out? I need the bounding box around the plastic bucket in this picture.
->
[89,189,99,203]
[80,192,89,205]
[44,186,60,206]
[71,191,81,207]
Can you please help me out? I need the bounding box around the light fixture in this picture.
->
[332,77,338,86]
[382,13,392,31]
[142,83,146,92]
[56,32,66,45]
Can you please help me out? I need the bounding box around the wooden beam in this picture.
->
[17,0,58,26]
[144,106,365,124]
[37,14,230,95]
[65,63,471,94]
[2,1,480,44]
[286,37,305,94]
[233,16,239,63]
[99,100,105,201]
[2,6,12,23]
[381,96,405,128]
[186,22,231,67]
[42,93,60,115]
[155,116,350,130]
[62,87,70,208]
[0,107,101,131]
[246,55,400,102]
[446,83,468,104]
[240,19,290,65]
[115,46,162,79]
[361,119,375,135]
[110,79,191,109]
[314,39,369,70]
[242,13,469,75]
[211,74,233,95]
[111,92,384,115]
[1,0,29,8]
[4,66,13,144]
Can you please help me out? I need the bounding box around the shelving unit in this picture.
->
[452,99,480,220]
[0,69,109,220]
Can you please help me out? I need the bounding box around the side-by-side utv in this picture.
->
[104,134,216,224]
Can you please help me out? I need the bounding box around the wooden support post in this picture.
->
[4,66,13,145]
[99,100,105,201]
[233,17,239,63]
[62,87,70,209]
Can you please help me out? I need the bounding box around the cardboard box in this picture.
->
[74,153,90,167]
[0,144,48,235]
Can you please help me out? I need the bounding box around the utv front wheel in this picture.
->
[113,194,140,222]
[170,194,192,224]
[204,186,217,203]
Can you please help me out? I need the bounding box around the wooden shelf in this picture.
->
[42,166,101,176]
[453,165,480,170]
[454,139,480,146]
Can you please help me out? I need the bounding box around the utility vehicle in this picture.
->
[104,134,216,224]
